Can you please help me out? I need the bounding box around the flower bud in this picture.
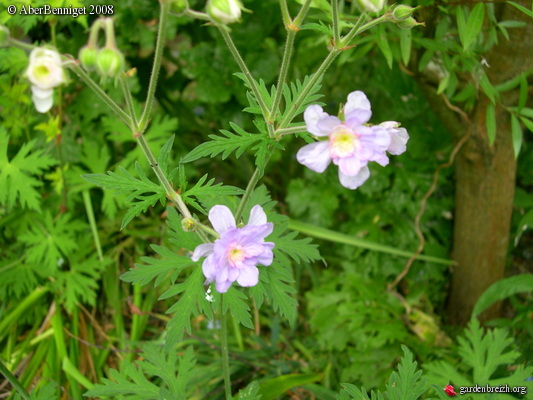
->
[392,5,418,21]
[207,0,242,24]
[79,45,98,70]
[170,0,188,13]
[96,47,124,78]
[0,25,9,47]
[181,217,196,232]
[396,17,425,29]
[356,0,385,13]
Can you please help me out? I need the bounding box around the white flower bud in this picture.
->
[356,0,385,13]
[207,0,243,24]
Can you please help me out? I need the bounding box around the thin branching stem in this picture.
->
[220,303,233,400]
[331,0,341,46]
[269,30,296,123]
[139,0,171,132]
[119,75,138,128]
[279,0,292,27]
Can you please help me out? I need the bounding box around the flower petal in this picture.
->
[215,279,232,293]
[191,243,215,261]
[337,156,363,176]
[32,93,53,113]
[304,105,331,137]
[248,205,267,226]
[338,166,370,189]
[202,255,217,283]
[379,121,409,155]
[344,91,372,124]
[296,141,331,173]
[236,266,259,287]
[257,246,274,266]
[208,205,236,234]
[316,115,341,133]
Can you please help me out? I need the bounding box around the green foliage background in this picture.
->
[0,0,532,399]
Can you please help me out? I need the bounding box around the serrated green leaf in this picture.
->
[83,162,166,229]
[237,381,262,400]
[281,75,323,124]
[386,346,426,400]
[0,129,56,211]
[181,173,244,214]
[486,102,496,145]
[511,114,522,158]
[161,268,214,349]
[121,244,195,287]
[180,123,266,164]
[222,287,254,329]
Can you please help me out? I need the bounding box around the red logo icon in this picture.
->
[444,385,457,396]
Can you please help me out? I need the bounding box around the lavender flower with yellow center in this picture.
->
[191,205,274,293]
[297,91,409,189]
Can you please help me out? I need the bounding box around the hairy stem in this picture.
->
[331,0,341,46]
[216,25,271,123]
[279,0,292,27]
[69,63,132,127]
[269,30,296,123]
[139,0,171,132]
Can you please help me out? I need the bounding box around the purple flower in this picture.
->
[296,91,409,189]
[191,205,274,293]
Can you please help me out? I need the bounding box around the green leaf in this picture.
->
[166,207,203,252]
[486,102,496,145]
[121,244,195,287]
[0,129,56,211]
[83,162,166,229]
[479,72,498,104]
[222,287,254,329]
[456,6,467,50]
[161,268,214,349]
[506,1,533,18]
[280,75,323,124]
[472,274,533,317]
[181,173,244,214]
[237,381,262,400]
[386,346,426,400]
[180,122,267,164]
[399,28,412,66]
[519,116,533,132]
[376,25,393,69]
[463,3,485,51]
[85,345,196,399]
[258,374,321,400]
[158,135,175,176]
[511,114,522,158]
[436,74,450,95]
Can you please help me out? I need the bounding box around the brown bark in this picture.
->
[416,2,533,325]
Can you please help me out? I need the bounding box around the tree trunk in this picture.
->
[416,1,533,325]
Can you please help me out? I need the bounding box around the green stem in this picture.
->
[119,74,138,128]
[103,17,118,49]
[68,63,132,127]
[87,19,105,48]
[293,0,313,27]
[83,190,104,261]
[341,13,385,47]
[0,359,30,400]
[275,124,308,137]
[216,25,270,122]
[184,8,212,21]
[220,303,233,400]
[331,0,341,46]
[234,167,261,223]
[269,29,296,123]
[139,0,171,132]
[279,0,292,27]
[278,48,341,129]
[195,221,219,238]
[7,37,35,51]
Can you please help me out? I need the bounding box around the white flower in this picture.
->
[356,0,385,13]
[25,48,65,113]
[207,0,242,24]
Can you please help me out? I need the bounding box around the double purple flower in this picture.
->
[192,205,274,293]
[297,91,409,189]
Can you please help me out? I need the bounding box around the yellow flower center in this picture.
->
[329,127,358,158]
[34,65,51,80]
[228,245,245,265]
